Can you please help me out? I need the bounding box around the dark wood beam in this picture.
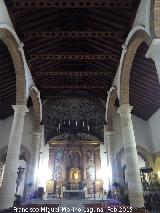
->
[23,31,123,38]
[131,97,159,109]
[14,0,132,9]
[0,108,13,115]
[0,81,15,90]
[0,89,15,97]
[35,71,111,76]
[130,91,160,106]
[1,96,16,103]
[40,85,106,89]
[130,78,160,95]
[30,54,117,61]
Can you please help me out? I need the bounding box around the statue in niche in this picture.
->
[69,167,81,182]
[86,165,95,181]
[72,170,78,181]
[86,150,95,181]
[87,150,94,163]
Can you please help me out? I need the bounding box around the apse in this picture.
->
[42,94,105,143]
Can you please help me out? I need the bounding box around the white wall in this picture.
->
[132,115,153,152]
[0,109,34,153]
[100,144,109,191]
[0,116,13,149]
[148,108,160,153]
[133,0,151,34]
[0,0,13,27]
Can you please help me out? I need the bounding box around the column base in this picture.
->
[25,185,38,202]
[129,193,144,208]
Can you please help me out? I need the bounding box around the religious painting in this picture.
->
[87,150,94,163]
[54,149,64,181]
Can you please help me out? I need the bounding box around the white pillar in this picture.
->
[146,39,160,82]
[100,143,108,192]
[0,105,28,210]
[117,104,144,208]
[27,129,42,189]
[104,129,118,187]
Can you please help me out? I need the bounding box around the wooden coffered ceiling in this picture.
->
[1,0,160,121]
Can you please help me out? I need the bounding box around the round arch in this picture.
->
[29,86,42,130]
[0,28,26,104]
[119,29,151,105]
[0,144,30,163]
[105,87,118,131]
[117,145,154,170]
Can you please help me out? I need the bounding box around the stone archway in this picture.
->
[119,29,151,104]
[105,87,118,131]
[29,86,42,130]
[0,144,31,188]
[116,145,154,185]
[118,146,154,169]
[0,28,26,104]
[0,145,30,164]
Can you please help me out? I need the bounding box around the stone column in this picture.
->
[27,128,42,190]
[117,104,144,208]
[0,105,28,210]
[63,150,67,180]
[82,150,87,181]
[104,128,118,188]
[146,39,160,82]
[95,149,101,180]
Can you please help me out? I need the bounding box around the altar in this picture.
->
[48,139,101,198]
[63,189,85,199]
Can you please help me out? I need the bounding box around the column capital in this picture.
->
[104,125,113,135]
[33,124,43,134]
[104,126,113,135]
[32,129,42,136]
[12,105,29,113]
[18,42,24,52]
[146,38,160,59]
[117,104,133,115]
[105,130,113,136]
